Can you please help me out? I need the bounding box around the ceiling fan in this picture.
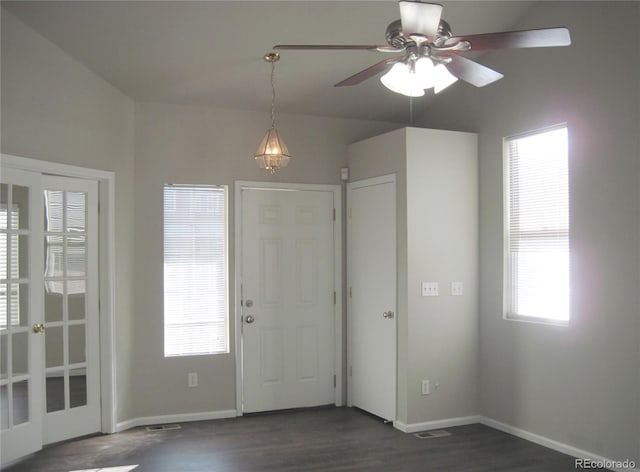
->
[273,1,571,97]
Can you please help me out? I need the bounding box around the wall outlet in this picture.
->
[421,282,439,297]
[188,372,198,387]
[421,380,430,395]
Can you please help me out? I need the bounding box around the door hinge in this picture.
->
[333,291,336,305]
[333,208,336,221]
[349,365,352,377]
[349,286,352,299]
[334,374,336,388]
[349,207,352,219]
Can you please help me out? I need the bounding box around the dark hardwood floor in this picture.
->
[6,406,603,471]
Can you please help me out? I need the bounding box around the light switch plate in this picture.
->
[451,282,463,296]
[421,282,439,297]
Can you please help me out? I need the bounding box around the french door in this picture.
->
[0,168,44,463]
[1,169,100,465]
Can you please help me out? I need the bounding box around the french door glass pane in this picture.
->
[0,334,7,380]
[46,373,64,413]
[12,186,29,230]
[67,235,87,277]
[0,184,8,230]
[0,385,8,429]
[11,331,28,376]
[69,368,87,408]
[68,282,86,320]
[44,190,63,233]
[68,324,86,364]
[45,291,63,323]
[45,326,64,369]
[66,192,86,232]
[12,380,28,426]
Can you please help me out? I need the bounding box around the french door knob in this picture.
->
[245,315,255,324]
[32,323,46,333]
[383,311,394,319]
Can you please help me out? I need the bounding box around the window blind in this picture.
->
[163,185,228,356]
[505,126,569,322]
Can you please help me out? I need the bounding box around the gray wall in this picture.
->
[131,103,400,417]
[420,1,640,462]
[1,6,402,421]
[405,128,478,425]
[1,9,137,422]
[347,128,409,423]
[347,127,479,426]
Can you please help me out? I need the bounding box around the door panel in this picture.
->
[42,176,100,444]
[0,168,44,464]
[241,188,335,413]
[348,176,397,422]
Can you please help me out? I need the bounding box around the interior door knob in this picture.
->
[32,323,45,333]
[383,311,394,319]
[245,315,255,324]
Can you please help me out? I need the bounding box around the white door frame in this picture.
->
[234,181,343,415]
[0,153,117,434]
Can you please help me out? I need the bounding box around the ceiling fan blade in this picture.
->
[447,27,571,51]
[334,57,399,87]
[445,55,504,87]
[273,44,387,52]
[399,1,443,40]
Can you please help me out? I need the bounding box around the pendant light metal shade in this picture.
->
[254,127,291,172]
[254,52,291,173]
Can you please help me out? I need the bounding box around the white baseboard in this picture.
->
[394,415,480,433]
[116,409,238,433]
[479,416,639,472]
[393,414,637,472]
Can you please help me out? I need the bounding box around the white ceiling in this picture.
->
[3,1,538,123]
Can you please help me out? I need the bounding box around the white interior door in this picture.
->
[1,170,101,466]
[348,175,397,422]
[1,168,44,464]
[42,175,100,444]
[240,187,336,413]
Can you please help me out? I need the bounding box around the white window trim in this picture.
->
[502,124,570,327]
[163,184,229,357]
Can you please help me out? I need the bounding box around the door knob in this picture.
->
[245,315,255,324]
[32,323,45,333]
[383,311,394,319]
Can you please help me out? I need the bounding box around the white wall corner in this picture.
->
[394,415,481,434]
[115,409,237,433]
[479,416,639,472]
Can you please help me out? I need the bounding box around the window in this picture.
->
[504,126,569,324]
[163,185,228,356]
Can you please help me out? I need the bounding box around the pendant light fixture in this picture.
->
[254,52,292,174]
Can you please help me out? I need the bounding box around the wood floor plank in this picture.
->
[4,407,606,471]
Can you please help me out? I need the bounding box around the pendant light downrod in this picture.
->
[254,52,292,174]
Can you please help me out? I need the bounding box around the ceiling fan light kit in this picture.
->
[273,0,571,97]
[380,57,459,97]
[254,52,292,174]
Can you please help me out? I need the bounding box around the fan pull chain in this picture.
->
[409,96,414,124]
[270,60,277,128]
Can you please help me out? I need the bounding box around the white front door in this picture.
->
[240,187,336,413]
[1,170,101,465]
[347,175,397,422]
